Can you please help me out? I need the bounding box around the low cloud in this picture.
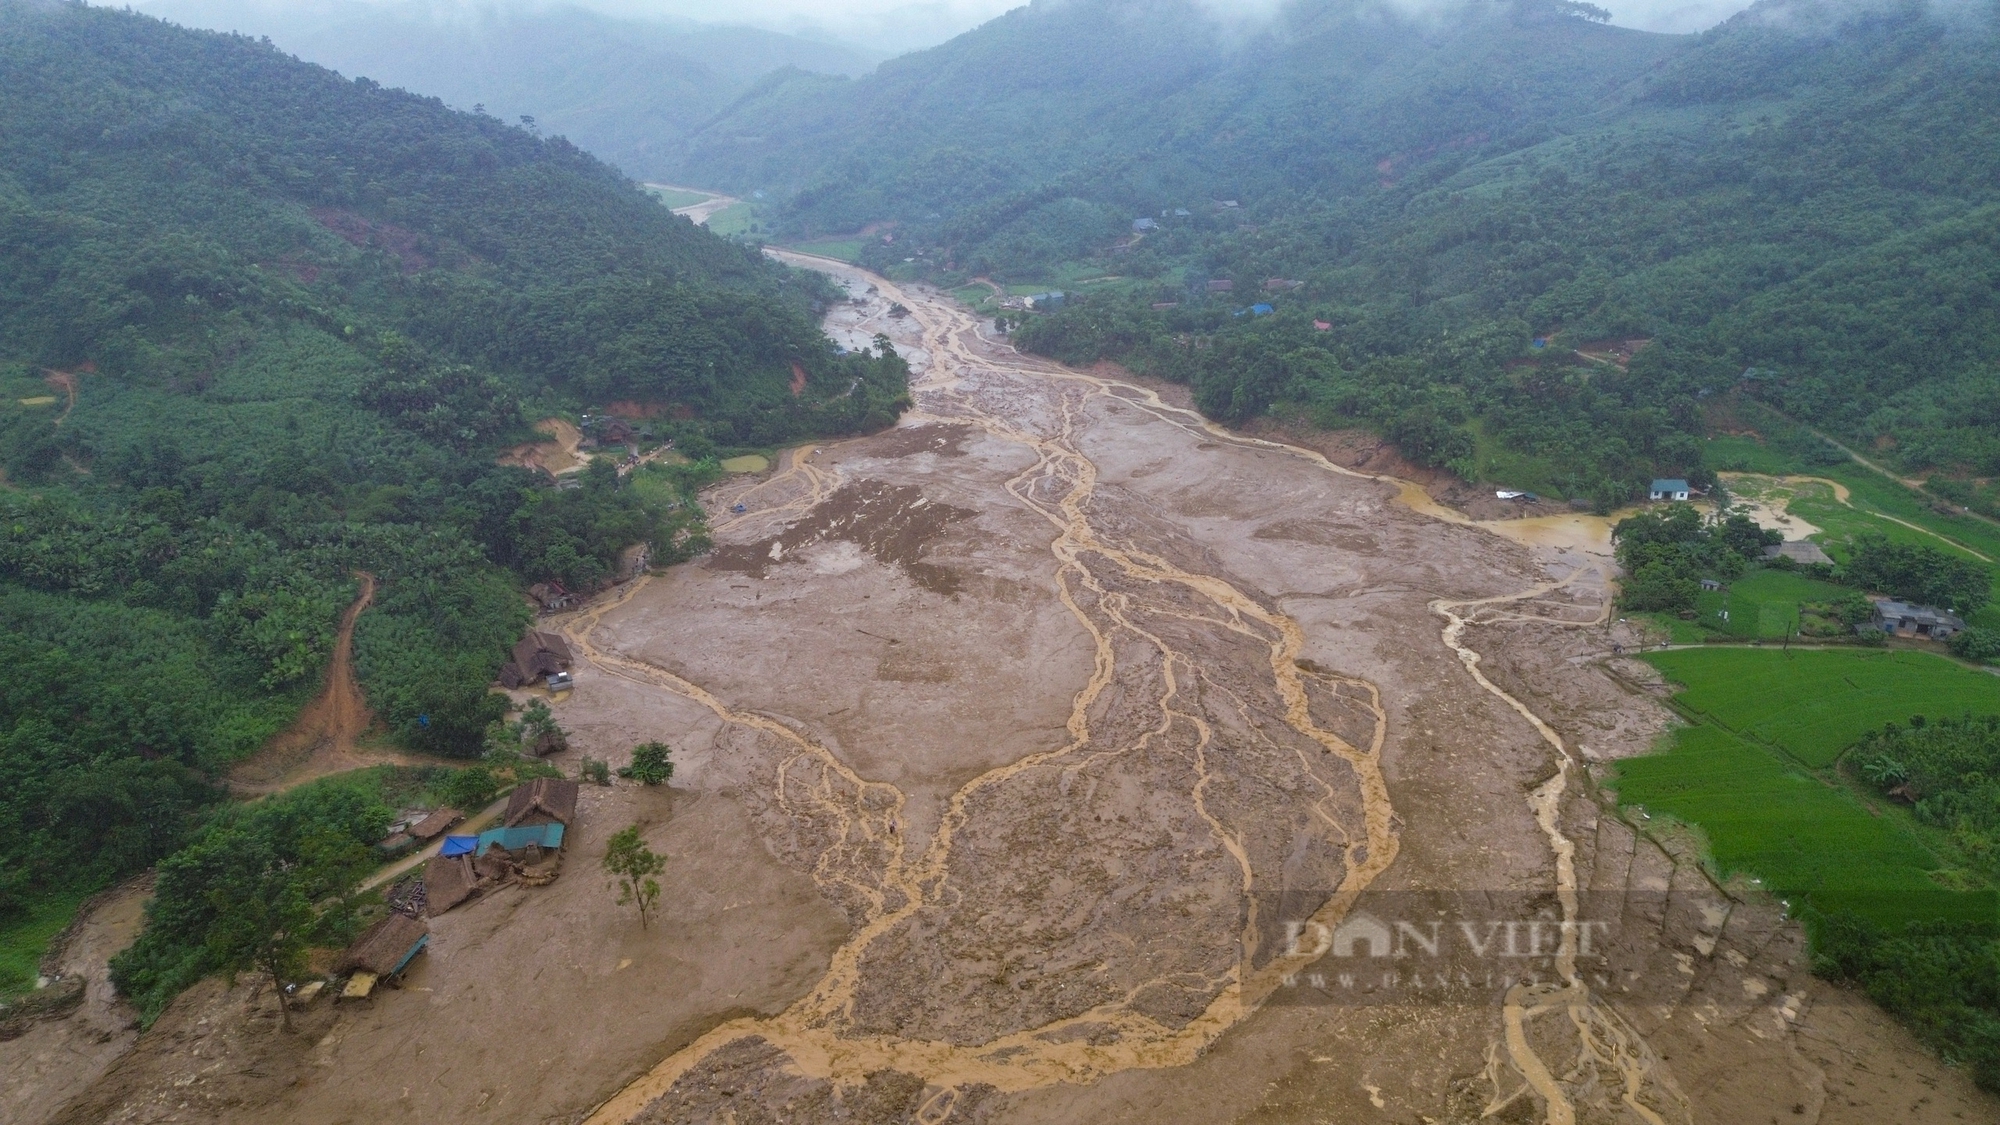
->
[133,0,1771,56]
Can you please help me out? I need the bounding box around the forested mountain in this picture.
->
[673,0,1680,243]
[136,0,884,181]
[0,0,906,950]
[680,0,2000,506]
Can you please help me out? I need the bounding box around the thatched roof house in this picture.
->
[407,807,463,841]
[506,777,578,829]
[424,853,480,915]
[498,630,575,688]
[336,914,429,977]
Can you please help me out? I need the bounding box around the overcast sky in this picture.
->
[591,0,1755,48]
[134,0,1761,55]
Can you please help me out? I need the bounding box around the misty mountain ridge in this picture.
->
[668,0,1688,230]
[135,0,886,180]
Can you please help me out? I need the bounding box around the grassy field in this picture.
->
[786,237,866,263]
[1691,568,1849,639]
[1629,611,1709,644]
[706,202,759,237]
[1646,648,2000,767]
[1613,724,1988,927]
[1470,419,1566,498]
[643,185,712,209]
[0,888,92,997]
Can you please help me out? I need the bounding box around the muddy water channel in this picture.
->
[565,256,1986,1125]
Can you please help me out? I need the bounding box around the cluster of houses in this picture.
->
[326,778,583,1003]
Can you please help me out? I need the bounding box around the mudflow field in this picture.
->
[20,255,1995,1125]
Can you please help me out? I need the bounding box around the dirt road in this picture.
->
[228,574,415,795]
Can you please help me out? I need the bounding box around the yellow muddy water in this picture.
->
[575,252,1676,1124]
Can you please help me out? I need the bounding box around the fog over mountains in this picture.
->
[133,0,885,180]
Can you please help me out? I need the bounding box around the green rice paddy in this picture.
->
[1646,648,2000,767]
[1613,724,1986,926]
[1614,647,2000,928]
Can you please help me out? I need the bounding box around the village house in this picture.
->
[1872,599,1966,640]
[1648,478,1691,502]
[335,913,429,999]
[498,630,573,688]
[406,807,463,842]
[506,777,579,829]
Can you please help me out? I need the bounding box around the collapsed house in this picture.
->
[421,779,582,915]
[336,913,429,999]
[497,630,573,688]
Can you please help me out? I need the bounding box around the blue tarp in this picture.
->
[439,835,478,857]
[476,823,565,856]
[1250,303,1274,315]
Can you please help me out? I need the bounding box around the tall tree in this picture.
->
[603,824,665,929]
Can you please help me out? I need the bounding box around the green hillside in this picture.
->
[675,0,2000,503]
[0,0,906,964]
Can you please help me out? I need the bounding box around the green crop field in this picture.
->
[1613,725,1989,927]
[1691,569,1849,639]
[644,185,712,209]
[1645,648,2000,767]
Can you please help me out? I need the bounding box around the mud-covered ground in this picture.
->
[16,255,1994,1125]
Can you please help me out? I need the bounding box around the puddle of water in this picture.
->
[720,455,771,473]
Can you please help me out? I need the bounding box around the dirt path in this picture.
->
[1723,471,1995,562]
[499,417,589,477]
[39,366,81,427]
[228,574,412,795]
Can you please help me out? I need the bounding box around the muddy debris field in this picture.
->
[21,254,1995,1125]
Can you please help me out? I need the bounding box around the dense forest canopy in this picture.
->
[673,0,2000,501]
[0,0,907,939]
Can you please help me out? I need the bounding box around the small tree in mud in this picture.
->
[619,741,673,785]
[603,824,665,929]
[513,699,567,756]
